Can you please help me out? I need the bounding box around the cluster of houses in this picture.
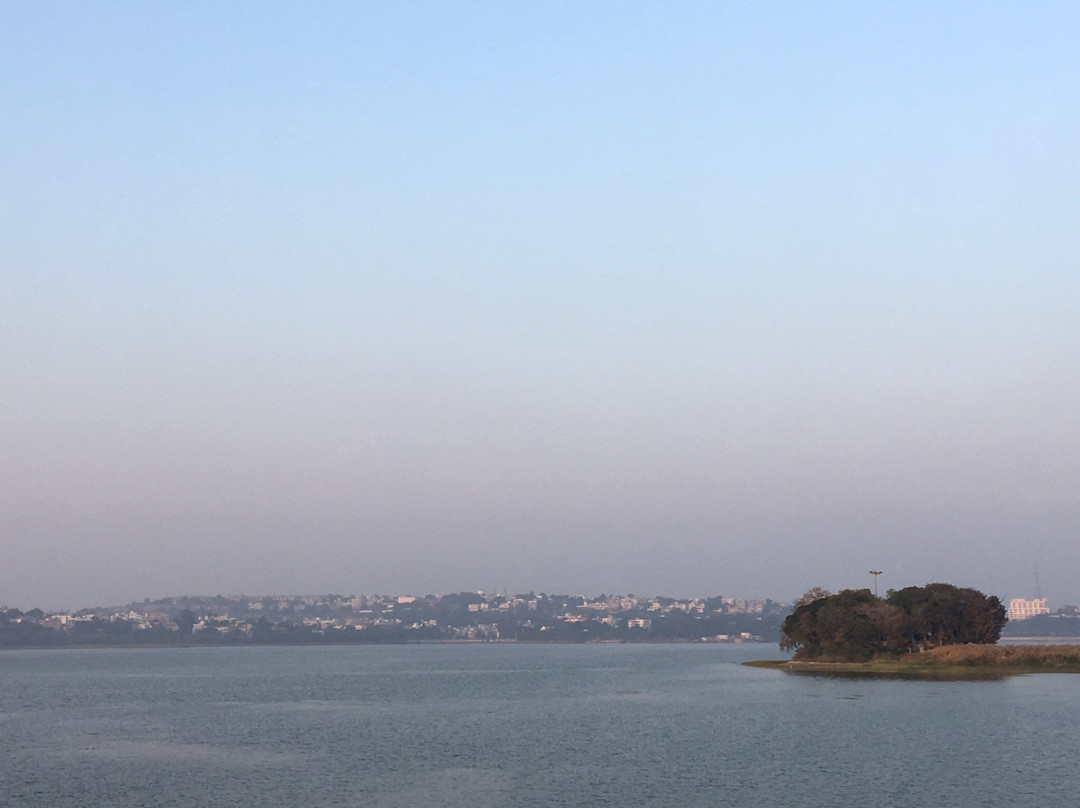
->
[2,591,783,645]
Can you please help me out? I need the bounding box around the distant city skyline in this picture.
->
[3,3,1078,611]
[0,579,1066,616]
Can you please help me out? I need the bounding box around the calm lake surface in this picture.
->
[2,643,1077,807]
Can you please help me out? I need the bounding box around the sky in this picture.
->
[2,2,1078,611]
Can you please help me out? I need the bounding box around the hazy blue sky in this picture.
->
[3,2,1078,610]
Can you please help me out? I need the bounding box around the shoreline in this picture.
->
[0,637,772,652]
[745,644,1080,679]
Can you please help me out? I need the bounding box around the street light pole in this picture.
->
[869,570,883,598]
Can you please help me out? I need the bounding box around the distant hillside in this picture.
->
[0,592,788,648]
[1003,614,1080,638]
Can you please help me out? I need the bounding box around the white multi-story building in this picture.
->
[1007,598,1050,621]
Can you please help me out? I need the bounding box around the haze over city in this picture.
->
[3,2,1078,611]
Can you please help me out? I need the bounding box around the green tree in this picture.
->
[794,587,831,608]
[251,616,275,643]
[174,609,196,636]
[780,583,1005,661]
[887,583,1006,650]
[781,589,903,661]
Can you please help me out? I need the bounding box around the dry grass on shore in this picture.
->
[918,644,1080,669]
[746,644,1080,679]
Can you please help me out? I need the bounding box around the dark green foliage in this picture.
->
[780,589,906,661]
[781,584,1007,661]
[174,609,196,636]
[887,583,1006,649]
[0,609,59,647]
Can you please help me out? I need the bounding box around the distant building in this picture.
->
[1008,598,1050,621]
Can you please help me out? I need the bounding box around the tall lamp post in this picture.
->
[869,570,883,598]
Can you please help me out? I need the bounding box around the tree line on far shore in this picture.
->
[0,601,786,648]
[780,583,1007,661]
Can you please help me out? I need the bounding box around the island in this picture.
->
[746,583,1080,678]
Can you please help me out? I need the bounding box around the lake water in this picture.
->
[2,643,1077,807]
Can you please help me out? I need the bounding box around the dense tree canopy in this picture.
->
[781,584,1007,661]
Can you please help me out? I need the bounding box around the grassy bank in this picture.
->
[745,644,1080,680]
